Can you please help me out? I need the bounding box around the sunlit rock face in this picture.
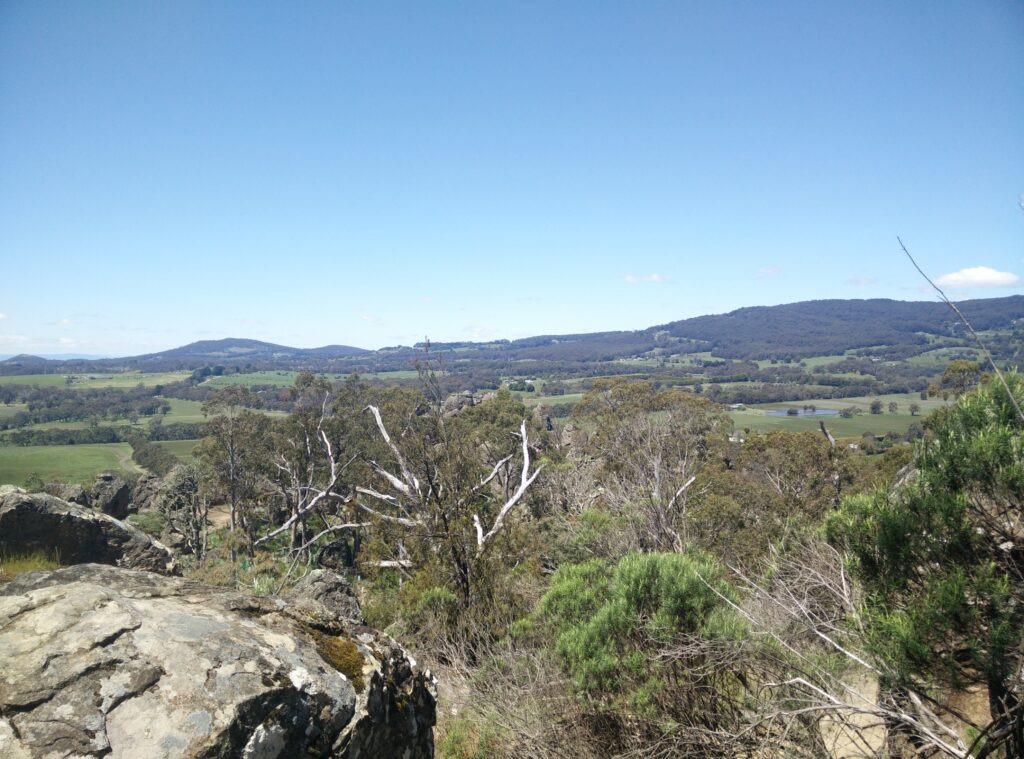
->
[0,564,436,759]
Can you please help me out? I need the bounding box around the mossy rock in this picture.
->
[308,628,366,693]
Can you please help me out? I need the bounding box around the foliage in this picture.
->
[829,373,1024,755]
[571,379,729,552]
[534,551,742,698]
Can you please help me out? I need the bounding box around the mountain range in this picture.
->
[3,296,1022,374]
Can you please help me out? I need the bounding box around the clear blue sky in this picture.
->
[1,1,1022,356]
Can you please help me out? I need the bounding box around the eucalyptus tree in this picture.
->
[197,385,268,560]
[570,379,730,552]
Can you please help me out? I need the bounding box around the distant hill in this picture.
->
[654,296,1024,360]
[1,354,51,365]
[1,296,1021,376]
[131,338,369,366]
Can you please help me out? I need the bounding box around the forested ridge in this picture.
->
[4,295,1022,374]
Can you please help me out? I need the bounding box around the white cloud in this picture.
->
[846,276,876,286]
[0,312,7,320]
[756,266,781,280]
[58,337,77,346]
[624,273,669,283]
[463,325,498,340]
[934,266,1021,289]
[361,314,384,326]
[58,318,73,326]
[0,335,30,346]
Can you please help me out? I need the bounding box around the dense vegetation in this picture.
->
[33,357,1001,758]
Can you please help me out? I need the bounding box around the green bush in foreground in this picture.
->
[533,551,744,700]
[829,373,1024,756]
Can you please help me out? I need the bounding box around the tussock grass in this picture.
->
[0,550,60,583]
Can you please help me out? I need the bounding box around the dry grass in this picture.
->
[0,551,60,583]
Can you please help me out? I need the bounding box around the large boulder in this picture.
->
[90,473,133,518]
[42,482,90,506]
[289,569,365,627]
[0,492,179,576]
[0,564,436,758]
[130,472,164,513]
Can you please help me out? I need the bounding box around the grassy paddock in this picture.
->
[156,439,200,462]
[0,371,190,389]
[733,392,948,436]
[0,404,27,420]
[0,443,139,487]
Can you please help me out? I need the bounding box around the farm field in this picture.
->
[2,398,208,434]
[0,442,139,487]
[0,371,190,389]
[733,392,949,436]
[201,369,427,388]
[0,404,27,420]
[156,439,200,462]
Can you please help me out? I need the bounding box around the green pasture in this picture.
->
[0,443,139,487]
[4,398,207,434]
[0,404,27,420]
[202,371,309,387]
[156,439,200,462]
[905,347,980,368]
[202,369,421,388]
[0,371,190,389]
[732,392,949,437]
[524,392,584,410]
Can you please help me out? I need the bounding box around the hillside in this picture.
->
[1,296,1021,376]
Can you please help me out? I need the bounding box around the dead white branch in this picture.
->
[364,405,421,496]
[474,420,545,556]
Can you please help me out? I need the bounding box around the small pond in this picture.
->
[764,408,840,417]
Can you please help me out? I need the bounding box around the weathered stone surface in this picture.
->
[289,569,365,627]
[440,391,496,417]
[91,473,133,518]
[130,472,164,513]
[0,565,436,759]
[0,492,179,576]
[335,631,437,759]
[42,482,90,506]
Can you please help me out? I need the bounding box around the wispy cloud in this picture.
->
[463,325,498,340]
[846,276,876,286]
[0,335,30,346]
[934,266,1020,289]
[624,273,669,284]
[756,266,781,280]
[0,312,7,320]
[361,314,384,326]
[418,295,434,303]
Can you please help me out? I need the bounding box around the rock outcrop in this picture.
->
[90,473,133,519]
[289,569,365,627]
[0,492,179,576]
[42,482,90,506]
[0,564,436,758]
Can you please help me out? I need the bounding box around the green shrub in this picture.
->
[534,551,744,696]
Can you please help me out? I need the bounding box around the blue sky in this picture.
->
[1,1,1022,356]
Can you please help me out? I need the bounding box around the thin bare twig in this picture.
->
[898,236,1024,425]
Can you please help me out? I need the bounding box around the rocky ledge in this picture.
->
[0,564,435,759]
[0,492,179,576]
